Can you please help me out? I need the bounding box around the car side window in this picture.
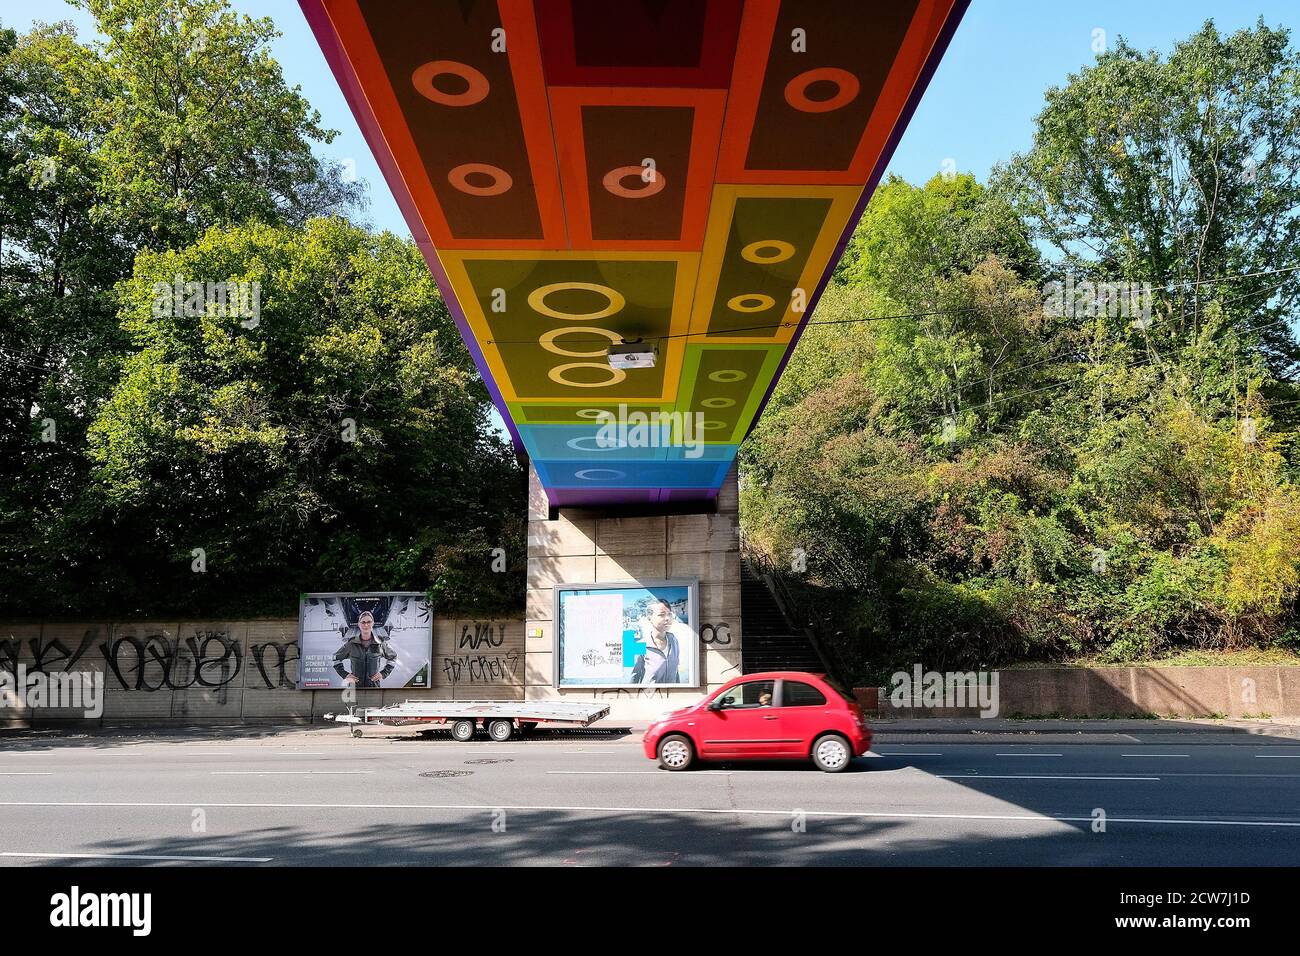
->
[782,680,827,707]
[717,680,776,709]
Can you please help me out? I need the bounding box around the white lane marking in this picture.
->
[0,750,437,759]
[209,770,375,776]
[1256,754,1300,758]
[0,772,53,776]
[257,751,330,756]
[1120,753,1189,758]
[546,770,733,776]
[1,751,235,757]
[994,753,1063,757]
[1157,772,1300,778]
[940,774,1160,781]
[3,800,1299,829]
[2,851,272,863]
[873,752,944,757]
[139,749,325,755]
[201,750,426,757]
[165,752,236,756]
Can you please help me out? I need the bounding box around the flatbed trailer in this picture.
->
[323,699,611,740]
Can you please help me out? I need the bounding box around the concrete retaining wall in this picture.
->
[0,616,524,726]
[864,666,1300,718]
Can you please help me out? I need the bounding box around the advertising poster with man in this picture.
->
[556,582,698,688]
[297,592,432,689]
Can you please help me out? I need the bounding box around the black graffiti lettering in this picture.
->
[1,629,98,676]
[187,632,242,688]
[442,648,519,684]
[700,622,732,646]
[99,636,168,691]
[98,631,242,691]
[458,622,505,650]
[249,640,300,689]
[597,686,666,700]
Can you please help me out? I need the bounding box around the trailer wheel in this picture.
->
[487,719,514,742]
[450,719,476,741]
[350,727,363,739]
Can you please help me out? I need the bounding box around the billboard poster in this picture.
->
[297,592,432,690]
[555,581,699,688]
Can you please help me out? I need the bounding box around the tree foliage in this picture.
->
[997,19,1300,376]
[0,1,520,619]
[742,22,1300,681]
[74,218,522,616]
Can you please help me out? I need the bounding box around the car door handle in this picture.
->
[761,715,779,720]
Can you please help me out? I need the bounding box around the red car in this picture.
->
[642,672,872,773]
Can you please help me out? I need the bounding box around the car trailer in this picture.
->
[324,699,611,740]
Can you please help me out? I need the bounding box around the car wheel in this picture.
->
[811,733,852,772]
[657,734,694,771]
[488,719,514,742]
[450,719,476,741]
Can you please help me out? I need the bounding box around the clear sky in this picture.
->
[5,0,1299,240]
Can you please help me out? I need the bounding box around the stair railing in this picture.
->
[753,565,853,687]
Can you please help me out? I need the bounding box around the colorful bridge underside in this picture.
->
[302,0,968,506]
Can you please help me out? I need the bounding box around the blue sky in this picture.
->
[5,0,1299,239]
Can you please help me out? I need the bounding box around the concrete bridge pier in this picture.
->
[523,464,743,722]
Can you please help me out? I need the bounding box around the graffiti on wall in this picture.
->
[442,649,521,685]
[3,621,520,693]
[99,632,242,691]
[700,622,733,646]
[3,629,305,691]
[248,639,300,689]
[458,622,506,650]
[1,631,95,675]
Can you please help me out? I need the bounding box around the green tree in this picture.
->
[73,0,363,249]
[58,218,522,617]
[834,173,1039,296]
[998,19,1300,377]
[0,1,425,619]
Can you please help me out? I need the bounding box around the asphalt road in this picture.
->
[2,727,1300,865]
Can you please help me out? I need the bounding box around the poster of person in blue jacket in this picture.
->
[556,582,698,688]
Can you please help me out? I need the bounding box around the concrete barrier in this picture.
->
[862,666,1300,718]
[0,616,524,727]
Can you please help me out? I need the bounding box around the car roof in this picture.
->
[731,671,828,681]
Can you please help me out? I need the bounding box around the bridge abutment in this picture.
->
[523,464,743,721]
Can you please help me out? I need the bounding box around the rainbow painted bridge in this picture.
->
[301,0,967,506]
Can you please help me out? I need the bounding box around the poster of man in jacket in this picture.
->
[297,592,432,689]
